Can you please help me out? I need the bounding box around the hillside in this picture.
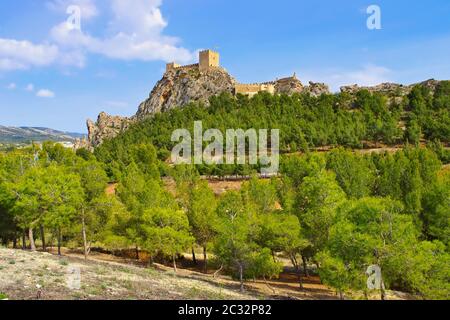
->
[0,126,85,144]
[84,48,448,150]
[93,81,450,179]
[0,248,257,300]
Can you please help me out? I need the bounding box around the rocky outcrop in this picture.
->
[340,79,442,96]
[273,78,330,97]
[86,112,133,148]
[340,82,411,96]
[417,79,442,92]
[73,137,91,150]
[304,81,330,97]
[135,67,236,120]
[274,76,304,95]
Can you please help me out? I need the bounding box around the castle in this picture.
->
[166,49,220,73]
[85,49,332,149]
[166,49,299,97]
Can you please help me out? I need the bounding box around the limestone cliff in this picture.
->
[135,67,236,120]
[304,81,330,97]
[86,112,133,149]
[273,77,329,96]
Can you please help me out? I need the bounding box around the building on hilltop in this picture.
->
[234,73,300,97]
[199,50,220,71]
[234,82,276,97]
[166,49,220,73]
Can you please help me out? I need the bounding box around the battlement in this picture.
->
[235,83,276,97]
[166,49,220,73]
[199,50,220,71]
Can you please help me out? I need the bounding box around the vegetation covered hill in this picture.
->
[94,81,450,178]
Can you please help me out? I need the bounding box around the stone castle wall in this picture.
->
[234,83,276,96]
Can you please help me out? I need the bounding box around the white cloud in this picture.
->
[0,39,59,71]
[26,84,34,91]
[36,89,56,98]
[0,59,28,71]
[6,82,16,90]
[1,0,194,72]
[109,0,167,36]
[50,0,195,64]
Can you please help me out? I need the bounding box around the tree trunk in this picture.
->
[263,276,276,294]
[57,228,62,256]
[173,254,177,273]
[339,291,344,300]
[135,245,139,260]
[290,255,303,289]
[213,265,223,279]
[380,279,387,300]
[192,247,197,265]
[40,225,46,251]
[203,246,207,274]
[239,263,244,292]
[302,256,309,277]
[296,264,303,290]
[29,227,36,251]
[81,215,88,260]
[22,230,26,250]
[149,255,154,266]
[364,290,369,300]
[12,235,17,249]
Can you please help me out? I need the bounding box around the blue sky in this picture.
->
[1,0,450,133]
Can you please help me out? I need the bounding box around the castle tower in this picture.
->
[199,50,220,71]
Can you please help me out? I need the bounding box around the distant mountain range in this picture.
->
[0,126,85,144]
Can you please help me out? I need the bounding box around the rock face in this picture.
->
[274,76,304,95]
[340,79,442,96]
[304,81,330,97]
[273,78,330,97]
[340,83,411,96]
[135,67,236,120]
[86,112,133,149]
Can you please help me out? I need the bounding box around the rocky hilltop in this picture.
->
[136,66,236,119]
[83,112,133,149]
